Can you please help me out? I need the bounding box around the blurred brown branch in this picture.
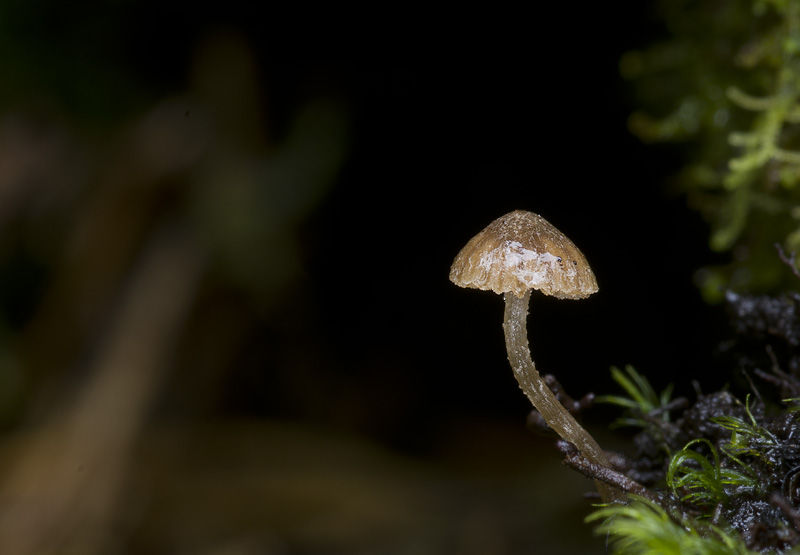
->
[0,227,204,554]
[0,28,350,554]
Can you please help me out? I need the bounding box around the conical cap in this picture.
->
[449,210,598,299]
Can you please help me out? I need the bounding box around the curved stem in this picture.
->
[503,291,624,503]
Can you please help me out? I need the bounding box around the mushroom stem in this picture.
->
[502,291,624,503]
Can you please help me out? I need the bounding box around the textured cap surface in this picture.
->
[449,210,598,299]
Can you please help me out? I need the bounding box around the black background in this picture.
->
[174,3,733,451]
[13,1,732,448]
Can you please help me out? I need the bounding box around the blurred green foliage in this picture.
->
[587,496,759,555]
[625,0,800,301]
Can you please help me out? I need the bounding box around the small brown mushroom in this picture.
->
[450,210,623,502]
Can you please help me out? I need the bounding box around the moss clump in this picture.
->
[587,496,757,555]
[586,292,800,553]
[586,1,800,551]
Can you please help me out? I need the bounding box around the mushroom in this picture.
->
[450,210,623,502]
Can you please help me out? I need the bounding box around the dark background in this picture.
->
[0,2,739,553]
[231,4,728,447]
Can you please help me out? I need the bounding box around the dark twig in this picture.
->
[543,373,595,414]
[556,440,660,503]
[775,242,800,281]
[743,369,766,406]
[527,375,594,436]
[771,492,800,533]
[649,397,690,419]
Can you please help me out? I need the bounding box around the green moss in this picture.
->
[587,496,758,555]
[626,0,800,298]
[590,361,800,552]
[666,438,760,511]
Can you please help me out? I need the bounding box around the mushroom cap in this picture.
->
[449,210,598,299]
